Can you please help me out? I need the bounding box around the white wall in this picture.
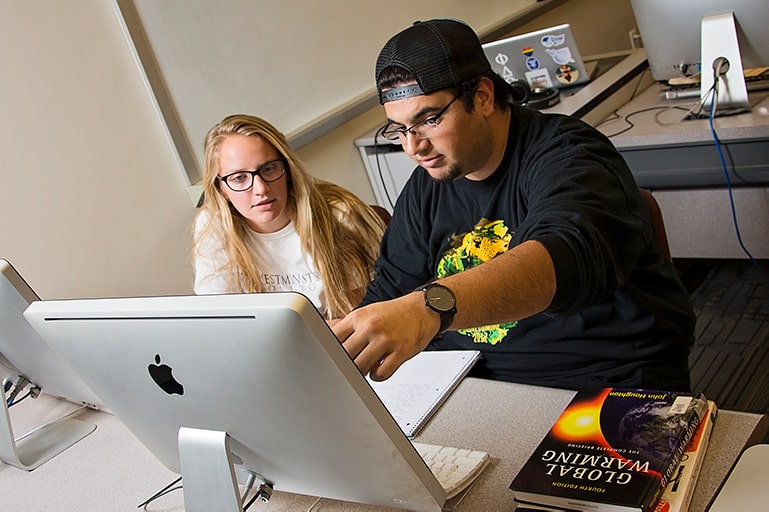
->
[0,2,196,299]
[507,0,638,56]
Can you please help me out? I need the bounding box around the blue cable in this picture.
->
[707,86,758,265]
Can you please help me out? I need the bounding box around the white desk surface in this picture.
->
[1,378,766,511]
[599,80,769,149]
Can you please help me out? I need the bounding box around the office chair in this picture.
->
[369,204,392,226]
[638,188,672,260]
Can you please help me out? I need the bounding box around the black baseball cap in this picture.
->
[375,18,491,104]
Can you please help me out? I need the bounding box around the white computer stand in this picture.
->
[0,386,96,470]
[178,427,273,512]
[700,12,749,114]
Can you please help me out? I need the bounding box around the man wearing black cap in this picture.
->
[333,19,695,391]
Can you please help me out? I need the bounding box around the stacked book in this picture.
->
[510,388,716,512]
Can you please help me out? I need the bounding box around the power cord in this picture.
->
[137,476,182,510]
[7,389,33,407]
[705,84,758,265]
[138,474,273,511]
[598,104,691,138]
[4,375,39,408]
[596,69,689,137]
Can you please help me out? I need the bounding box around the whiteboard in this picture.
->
[114,0,562,184]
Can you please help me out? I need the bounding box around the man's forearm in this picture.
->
[437,239,556,330]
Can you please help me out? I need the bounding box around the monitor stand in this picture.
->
[0,389,96,470]
[178,427,273,512]
[700,12,750,116]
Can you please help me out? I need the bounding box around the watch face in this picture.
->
[425,285,456,312]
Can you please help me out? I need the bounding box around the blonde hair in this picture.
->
[193,114,385,319]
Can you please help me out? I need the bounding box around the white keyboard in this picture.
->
[412,442,490,499]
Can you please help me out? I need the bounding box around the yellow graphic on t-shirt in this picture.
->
[436,219,518,345]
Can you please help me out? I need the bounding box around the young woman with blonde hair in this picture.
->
[193,114,386,320]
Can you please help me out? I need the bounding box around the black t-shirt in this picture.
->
[362,106,694,391]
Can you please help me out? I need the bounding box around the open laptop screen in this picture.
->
[483,23,591,90]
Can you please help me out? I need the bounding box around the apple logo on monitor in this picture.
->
[148,354,184,395]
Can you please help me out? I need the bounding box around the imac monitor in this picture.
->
[0,259,99,470]
[630,0,769,113]
[24,292,451,511]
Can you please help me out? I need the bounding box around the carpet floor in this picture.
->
[680,259,769,419]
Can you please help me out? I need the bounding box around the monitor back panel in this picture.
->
[24,292,444,511]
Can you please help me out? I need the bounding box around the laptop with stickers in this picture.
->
[483,24,592,90]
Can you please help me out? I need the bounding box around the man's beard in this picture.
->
[431,164,463,184]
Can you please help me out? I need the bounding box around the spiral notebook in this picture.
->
[367,350,481,437]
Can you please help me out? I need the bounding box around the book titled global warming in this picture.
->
[510,388,709,512]
[653,400,718,512]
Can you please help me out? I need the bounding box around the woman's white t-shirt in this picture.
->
[194,214,326,314]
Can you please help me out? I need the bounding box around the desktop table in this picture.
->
[1,378,766,511]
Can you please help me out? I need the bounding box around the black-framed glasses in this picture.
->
[218,158,288,192]
[380,93,462,141]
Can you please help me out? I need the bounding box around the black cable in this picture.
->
[4,375,30,407]
[686,76,720,120]
[137,476,274,510]
[137,476,182,509]
[601,105,690,138]
[243,492,260,511]
[594,69,651,134]
[596,110,621,126]
[628,68,650,100]
[6,390,32,408]
[243,482,274,510]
